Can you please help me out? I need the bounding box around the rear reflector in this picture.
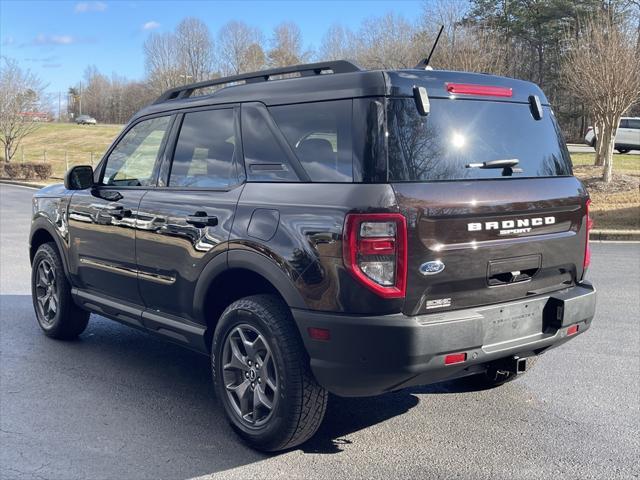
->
[584,199,593,269]
[308,327,331,341]
[444,352,467,365]
[567,324,579,336]
[446,83,513,98]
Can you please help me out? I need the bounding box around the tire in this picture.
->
[461,356,539,389]
[616,148,630,154]
[212,294,328,452]
[590,138,597,148]
[31,242,89,339]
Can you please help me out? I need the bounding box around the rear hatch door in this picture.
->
[386,94,589,316]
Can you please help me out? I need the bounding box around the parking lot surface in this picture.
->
[1,184,638,479]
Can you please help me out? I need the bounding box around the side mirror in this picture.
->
[64,165,94,190]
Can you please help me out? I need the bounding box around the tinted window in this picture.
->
[103,116,170,186]
[169,109,236,188]
[387,98,572,181]
[626,119,640,129]
[619,119,629,128]
[241,104,298,182]
[270,100,353,182]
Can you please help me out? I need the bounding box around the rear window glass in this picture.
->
[387,98,572,181]
[241,104,299,182]
[270,100,353,182]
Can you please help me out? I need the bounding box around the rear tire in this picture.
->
[616,148,630,154]
[462,356,539,389]
[31,243,89,339]
[212,294,328,452]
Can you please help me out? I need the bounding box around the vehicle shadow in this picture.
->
[1,294,461,478]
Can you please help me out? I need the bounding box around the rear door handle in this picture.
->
[186,211,218,227]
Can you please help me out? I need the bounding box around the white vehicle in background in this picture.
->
[584,117,640,153]
[75,115,97,125]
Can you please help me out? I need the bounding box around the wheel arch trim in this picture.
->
[192,248,307,323]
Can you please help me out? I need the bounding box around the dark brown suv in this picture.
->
[29,61,596,451]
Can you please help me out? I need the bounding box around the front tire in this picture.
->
[616,148,630,154]
[212,295,327,452]
[31,243,89,339]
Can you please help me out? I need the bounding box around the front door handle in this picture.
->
[102,204,131,219]
[186,211,218,227]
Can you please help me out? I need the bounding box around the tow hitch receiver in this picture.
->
[488,356,528,381]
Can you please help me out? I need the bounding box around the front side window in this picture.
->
[102,116,171,187]
[270,100,353,182]
[169,109,236,188]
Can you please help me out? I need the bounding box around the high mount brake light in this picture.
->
[343,213,407,299]
[446,83,513,98]
[584,199,593,270]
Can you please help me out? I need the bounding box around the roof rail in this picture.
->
[153,60,362,104]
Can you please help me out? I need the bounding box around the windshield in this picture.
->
[386,98,572,182]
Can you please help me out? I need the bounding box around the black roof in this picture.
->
[133,60,548,121]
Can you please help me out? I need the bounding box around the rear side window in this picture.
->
[626,119,640,129]
[169,109,236,188]
[619,119,629,128]
[270,100,353,182]
[241,104,299,182]
[387,98,572,181]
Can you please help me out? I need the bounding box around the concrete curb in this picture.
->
[0,179,48,189]
[591,229,640,241]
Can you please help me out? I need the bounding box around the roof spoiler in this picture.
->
[153,60,362,104]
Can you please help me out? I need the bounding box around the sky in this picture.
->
[0,0,424,96]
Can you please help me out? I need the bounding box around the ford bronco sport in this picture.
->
[30,61,596,452]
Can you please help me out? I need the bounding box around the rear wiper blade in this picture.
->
[466,159,520,169]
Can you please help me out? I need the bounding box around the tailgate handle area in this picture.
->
[488,254,541,286]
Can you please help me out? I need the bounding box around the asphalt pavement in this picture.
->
[1,183,639,480]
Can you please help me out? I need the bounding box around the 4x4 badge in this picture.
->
[420,260,445,276]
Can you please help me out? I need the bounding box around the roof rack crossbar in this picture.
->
[153,60,362,104]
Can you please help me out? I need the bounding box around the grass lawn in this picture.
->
[571,152,639,231]
[1,122,124,178]
[570,152,639,175]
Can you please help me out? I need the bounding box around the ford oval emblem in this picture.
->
[420,260,445,276]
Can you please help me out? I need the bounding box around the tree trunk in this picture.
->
[594,120,605,166]
[601,121,616,183]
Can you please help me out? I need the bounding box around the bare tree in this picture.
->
[563,13,640,182]
[0,57,44,162]
[267,22,311,67]
[144,32,182,94]
[175,18,214,82]
[144,19,214,94]
[355,13,421,69]
[318,24,358,62]
[217,21,265,75]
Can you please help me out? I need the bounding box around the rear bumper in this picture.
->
[293,282,596,397]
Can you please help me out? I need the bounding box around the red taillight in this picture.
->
[343,213,407,299]
[444,353,467,365]
[446,83,513,98]
[584,199,593,269]
[567,324,579,336]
